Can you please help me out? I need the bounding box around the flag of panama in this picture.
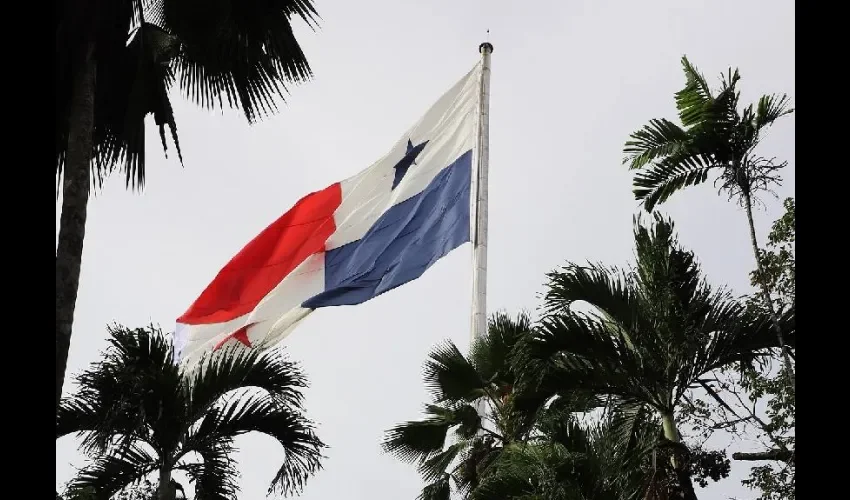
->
[174,62,483,365]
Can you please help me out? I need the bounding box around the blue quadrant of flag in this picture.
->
[303,149,473,308]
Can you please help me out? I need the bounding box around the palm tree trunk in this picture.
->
[742,193,795,392]
[660,412,698,500]
[56,40,96,414]
[158,467,175,500]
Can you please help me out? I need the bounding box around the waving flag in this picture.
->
[174,61,484,364]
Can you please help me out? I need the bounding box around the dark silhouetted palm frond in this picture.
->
[56,0,318,189]
[525,214,792,415]
[383,312,534,499]
[58,324,324,498]
[68,444,160,500]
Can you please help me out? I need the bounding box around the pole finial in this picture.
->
[480,30,493,54]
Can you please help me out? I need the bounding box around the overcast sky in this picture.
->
[56,0,795,498]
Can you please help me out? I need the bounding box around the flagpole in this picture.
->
[471,41,493,344]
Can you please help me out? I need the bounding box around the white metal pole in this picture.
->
[471,42,493,344]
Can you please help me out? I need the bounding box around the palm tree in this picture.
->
[470,404,658,500]
[517,215,794,500]
[57,325,325,500]
[382,312,538,499]
[55,0,319,414]
[621,56,795,388]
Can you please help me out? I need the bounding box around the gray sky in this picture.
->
[55,0,795,498]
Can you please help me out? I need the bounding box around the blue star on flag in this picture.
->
[392,139,429,190]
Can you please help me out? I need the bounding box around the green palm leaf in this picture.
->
[676,56,719,127]
[756,93,794,130]
[623,55,793,212]
[532,313,665,408]
[623,118,689,170]
[632,158,713,211]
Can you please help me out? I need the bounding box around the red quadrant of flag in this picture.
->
[177,183,342,325]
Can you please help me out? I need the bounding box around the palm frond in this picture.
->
[57,398,100,440]
[603,401,657,459]
[55,0,137,182]
[451,435,504,494]
[187,390,324,496]
[470,311,532,386]
[525,214,785,418]
[185,346,308,424]
[625,57,792,212]
[535,410,591,454]
[755,94,794,130]
[530,313,666,408]
[93,22,183,190]
[57,0,320,197]
[177,438,240,499]
[382,415,453,464]
[543,263,644,333]
[382,404,479,464]
[704,304,795,372]
[472,408,655,500]
[59,324,179,455]
[471,442,581,500]
[453,404,485,440]
[67,444,159,500]
[62,323,324,499]
[623,119,689,170]
[164,0,319,123]
[423,341,487,403]
[632,214,696,309]
[676,56,741,134]
[632,154,713,211]
[591,412,656,500]
[418,441,468,482]
[675,56,715,128]
[417,473,452,500]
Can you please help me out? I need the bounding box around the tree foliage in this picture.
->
[385,215,796,499]
[741,198,795,499]
[513,214,790,499]
[623,56,793,211]
[56,0,319,189]
[382,312,537,499]
[750,198,795,311]
[676,198,795,500]
[57,325,325,499]
[621,56,796,392]
[61,480,161,500]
